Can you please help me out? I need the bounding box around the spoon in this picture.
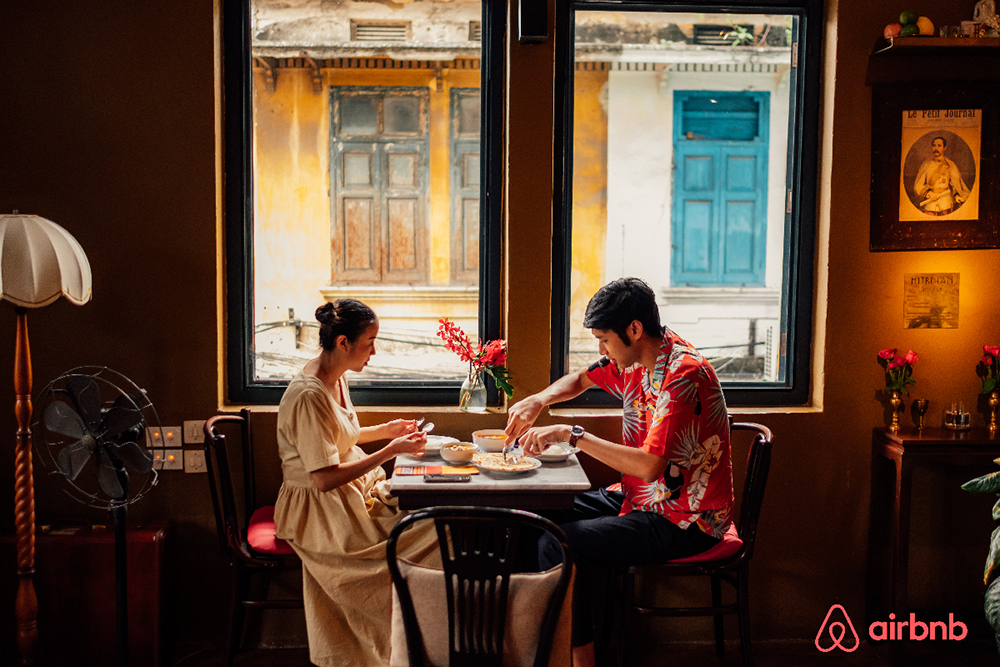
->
[420,421,435,434]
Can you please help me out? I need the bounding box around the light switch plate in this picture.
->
[153,449,183,470]
[184,420,206,444]
[184,449,207,473]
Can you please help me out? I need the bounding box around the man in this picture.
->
[913,136,971,216]
[505,277,733,667]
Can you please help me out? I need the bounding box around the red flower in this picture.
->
[878,346,917,395]
[985,345,1000,359]
[436,318,514,398]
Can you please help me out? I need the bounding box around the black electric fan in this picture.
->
[33,367,164,667]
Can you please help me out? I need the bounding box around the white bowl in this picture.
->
[440,442,478,464]
[418,435,459,458]
[537,443,580,463]
[472,429,508,452]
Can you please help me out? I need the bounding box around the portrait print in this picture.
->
[899,109,981,222]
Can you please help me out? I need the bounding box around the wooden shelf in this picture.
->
[867,36,1000,85]
[872,36,1000,55]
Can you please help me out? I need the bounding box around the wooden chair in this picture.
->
[203,409,303,667]
[387,506,574,667]
[605,421,773,667]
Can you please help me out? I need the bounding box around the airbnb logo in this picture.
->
[815,604,860,652]
[868,612,967,642]
[816,605,969,652]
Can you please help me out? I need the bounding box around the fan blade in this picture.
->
[66,376,103,429]
[113,441,154,474]
[101,405,144,440]
[55,435,96,481]
[44,401,87,439]
[95,446,125,499]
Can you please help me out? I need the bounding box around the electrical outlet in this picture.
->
[184,450,207,473]
[153,450,183,470]
[162,426,182,449]
[183,420,206,444]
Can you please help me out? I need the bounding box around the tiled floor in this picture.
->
[171,637,1000,666]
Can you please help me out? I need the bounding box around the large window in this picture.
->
[224,0,503,404]
[553,1,822,406]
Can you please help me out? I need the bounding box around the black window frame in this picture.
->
[222,0,505,405]
[551,0,823,407]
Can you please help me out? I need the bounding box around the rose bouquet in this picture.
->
[877,348,918,395]
[437,319,514,399]
[977,345,1000,395]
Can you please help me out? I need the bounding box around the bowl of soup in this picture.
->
[440,442,478,464]
[472,429,508,452]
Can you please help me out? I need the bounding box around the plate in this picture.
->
[472,453,542,476]
[416,435,459,458]
[536,443,580,463]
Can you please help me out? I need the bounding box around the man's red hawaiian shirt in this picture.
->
[586,327,734,539]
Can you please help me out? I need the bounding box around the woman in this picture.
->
[273,298,436,667]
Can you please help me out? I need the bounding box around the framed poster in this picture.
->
[870,83,1000,251]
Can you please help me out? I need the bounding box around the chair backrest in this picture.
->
[730,421,773,562]
[387,506,573,667]
[203,408,263,561]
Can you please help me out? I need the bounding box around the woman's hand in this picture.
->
[389,430,427,457]
[516,424,572,457]
[381,419,417,440]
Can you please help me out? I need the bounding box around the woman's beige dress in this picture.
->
[274,372,435,667]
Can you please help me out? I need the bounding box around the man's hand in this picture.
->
[504,395,546,446]
[516,424,572,457]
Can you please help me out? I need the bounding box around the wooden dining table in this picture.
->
[389,451,593,510]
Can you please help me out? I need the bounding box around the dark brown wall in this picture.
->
[2,0,1000,658]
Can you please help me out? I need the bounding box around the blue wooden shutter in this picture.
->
[671,91,768,287]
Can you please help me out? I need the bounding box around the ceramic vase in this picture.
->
[460,370,487,413]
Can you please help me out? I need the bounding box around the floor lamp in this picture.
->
[0,213,92,665]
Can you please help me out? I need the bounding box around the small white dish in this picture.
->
[536,443,580,463]
[472,429,507,452]
[440,442,478,464]
[417,435,459,458]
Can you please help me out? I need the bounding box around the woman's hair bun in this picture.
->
[315,301,337,325]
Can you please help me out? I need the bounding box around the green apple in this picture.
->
[900,23,920,36]
[900,10,918,25]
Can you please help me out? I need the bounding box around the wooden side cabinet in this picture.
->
[865,427,1000,627]
[1,522,171,667]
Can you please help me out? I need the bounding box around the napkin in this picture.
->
[394,465,478,475]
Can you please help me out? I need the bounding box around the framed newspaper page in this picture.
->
[870,83,1000,251]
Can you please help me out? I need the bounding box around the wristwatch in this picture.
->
[568,425,585,447]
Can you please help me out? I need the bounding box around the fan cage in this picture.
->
[33,366,164,510]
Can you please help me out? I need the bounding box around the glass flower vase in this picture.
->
[459,370,488,413]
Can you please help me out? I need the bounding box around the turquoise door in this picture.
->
[671,91,769,287]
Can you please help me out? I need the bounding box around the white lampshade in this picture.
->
[0,214,92,308]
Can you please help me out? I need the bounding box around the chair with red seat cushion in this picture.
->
[603,421,773,667]
[204,409,303,667]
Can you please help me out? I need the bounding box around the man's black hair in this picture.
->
[582,277,662,346]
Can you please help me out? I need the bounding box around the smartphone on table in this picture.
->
[423,473,471,483]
